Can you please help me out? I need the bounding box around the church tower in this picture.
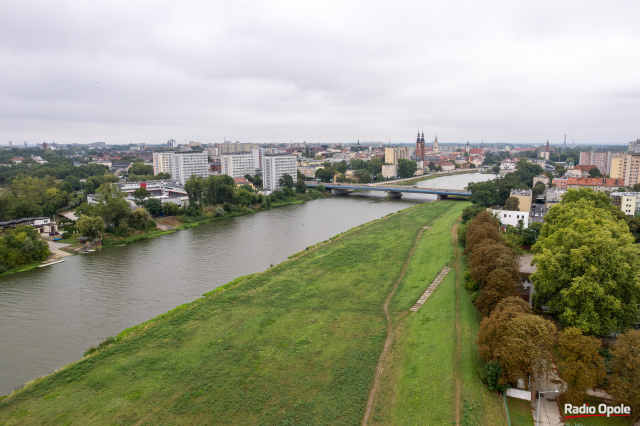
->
[415,128,426,161]
[434,135,439,153]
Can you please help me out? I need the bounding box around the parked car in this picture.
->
[49,231,60,236]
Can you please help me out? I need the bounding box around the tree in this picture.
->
[397,159,418,178]
[145,198,162,216]
[467,180,499,207]
[368,158,382,175]
[468,240,519,288]
[532,199,640,334]
[278,173,294,190]
[132,188,150,205]
[184,175,205,207]
[504,196,520,211]
[474,268,520,317]
[0,226,50,271]
[477,297,557,386]
[556,328,606,406]
[253,173,262,188]
[128,207,152,230]
[461,204,486,224]
[94,183,130,227]
[315,168,333,183]
[532,181,546,198]
[130,161,154,176]
[588,167,602,178]
[608,329,640,413]
[162,202,180,216]
[336,161,349,174]
[353,169,371,183]
[76,215,105,238]
[294,179,307,194]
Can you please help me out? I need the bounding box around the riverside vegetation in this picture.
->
[0,200,505,424]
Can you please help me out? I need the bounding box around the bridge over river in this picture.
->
[306,182,471,199]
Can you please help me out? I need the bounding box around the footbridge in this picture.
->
[306,182,471,199]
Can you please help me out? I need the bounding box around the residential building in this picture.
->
[262,155,298,191]
[0,217,57,234]
[566,164,597,178]
[222,154,257,178]
[566,177,625,192]
[381,164,398,178]
[622,153,640,187]
[384,147,410,165]
[533,175,550,187]
[491,209,530,229]
[629,139,640,153]
[510,189,533,213]
[610,192,640,218]
[153,152,174,175]
[553,177,568,190]
[110,161,132,175]
[610,154,625,179]
[172,151,209,184]
[579,151,615,175]
[500,158,518,170]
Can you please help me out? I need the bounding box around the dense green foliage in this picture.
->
[0,226,50,273]
[532,191,640,334]
[397,158,418,178]
[0,176,71,220]
[466,159,543,207]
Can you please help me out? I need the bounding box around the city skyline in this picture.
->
[1,1,639,145]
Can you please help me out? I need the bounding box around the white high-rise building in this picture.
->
[171,151,209,184]
[222,154,257,178]
[262,155,298,191]
[153,152,175,176]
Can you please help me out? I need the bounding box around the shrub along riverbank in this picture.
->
[0,200,485,424]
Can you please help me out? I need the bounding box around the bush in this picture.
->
[479,361,509,391]
[214,207,225,217]
[223,202,232,212]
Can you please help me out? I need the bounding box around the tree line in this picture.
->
[461,191,640,412]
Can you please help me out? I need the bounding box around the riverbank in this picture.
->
[0,200,485,424]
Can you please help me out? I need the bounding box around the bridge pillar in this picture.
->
[437,194,448,201]
[331,188,351,195]
[387,191,402,198]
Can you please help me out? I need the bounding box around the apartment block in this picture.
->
[610,192,640,217]
[262,155,298,191]
[578,151,614,175]
[222,154,258,178]
[384,147,410,165]
[510,189,533,213]
[153,152,174,175]
[172,151,209,185]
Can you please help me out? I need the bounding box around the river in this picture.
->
[0,172,495,395]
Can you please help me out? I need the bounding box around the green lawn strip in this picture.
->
[563,396,634,426]
[506,397,534,425]
[391,272,458,425]
[459,249,508,425]
[0,201,452,425]
[389,202,468,314]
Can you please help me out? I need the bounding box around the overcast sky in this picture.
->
[1,1,639,145]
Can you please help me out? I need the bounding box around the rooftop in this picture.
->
[518,254,536,274]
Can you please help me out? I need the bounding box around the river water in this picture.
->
[0,172,495,395]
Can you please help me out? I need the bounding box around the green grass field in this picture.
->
[372,203,507,425]
[507,397,534,425]
[0,200,462,424]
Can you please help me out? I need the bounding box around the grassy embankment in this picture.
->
[1,200,462,424]
[370,204,507,425]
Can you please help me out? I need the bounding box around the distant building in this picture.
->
[381,164,398,178]
[222,154,257,179]
[384,147,409,165]
[610,192,640,218]
[262,155,298,191]
[110,161,132,175]
[491,209,530,229]
[509,189,533,213]
[579,151,615,175]
[0,217,57,234]
[171,151,209,184]
[153,152,174,176]
[566,164,598,178]
[565,177,625,192]
[415,131,426,161]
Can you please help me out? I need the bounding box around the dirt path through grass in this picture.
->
[361,204,456,425]
[451,218,463,425]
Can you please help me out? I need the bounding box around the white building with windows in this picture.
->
[171,151,209,184]
[153,152,174,175]
[491,209,530,229]
[262,155,298,191]
[222,154,258,178]
[610,192,640,218]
